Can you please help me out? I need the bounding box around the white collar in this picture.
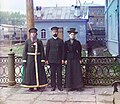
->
[52,36,58,40]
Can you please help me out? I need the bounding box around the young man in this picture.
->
[46,26,64,91]
[64,28,84,91]
[21,27,48,91]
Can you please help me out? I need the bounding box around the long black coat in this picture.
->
[64,39,83,89]
[46,38,64,64]
[21,39,48,88]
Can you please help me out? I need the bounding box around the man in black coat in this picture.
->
[21,28,48,91]
[46,27,64,91]
[64,28,84,91]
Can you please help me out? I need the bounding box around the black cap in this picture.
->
[29,28,38,33]
[51,26,58,31]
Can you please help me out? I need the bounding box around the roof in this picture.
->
[82,3,105,7]
[34,6,88,20]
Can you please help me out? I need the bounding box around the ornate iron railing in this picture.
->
[81,57,120,85]
[0,56,120,85]
[0,57,8,83]
[14,56,23,83]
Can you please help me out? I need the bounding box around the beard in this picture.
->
[53,34,58,37]
[30,34,37,42]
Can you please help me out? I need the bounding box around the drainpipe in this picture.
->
[105,0,109,48]
[117,0,120,56]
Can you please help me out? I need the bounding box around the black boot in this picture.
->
[37,87,41,91]
[51,87,56,91]
[29,88,34,91]
[58,87,63,91]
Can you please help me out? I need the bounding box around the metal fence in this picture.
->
[0,57,8,83]
[0,56,120,85]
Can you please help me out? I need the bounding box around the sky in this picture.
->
[0,0,105,14]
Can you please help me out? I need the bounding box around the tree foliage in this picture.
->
[0,11,26,26]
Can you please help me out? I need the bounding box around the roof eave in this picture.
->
[35,19,88,22]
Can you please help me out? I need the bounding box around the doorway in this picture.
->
[58,27,63,40]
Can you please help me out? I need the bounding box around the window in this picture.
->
[96,18,99,26]
[100,18,103,26]
[96,19,99,22]
[89,17,94,24]
[96,9,99,15]
[41,29,46,39]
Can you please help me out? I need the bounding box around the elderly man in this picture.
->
[21,27,48,91]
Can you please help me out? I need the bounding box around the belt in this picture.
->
[27,52,40,55]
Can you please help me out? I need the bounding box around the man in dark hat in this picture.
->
[64,28,84,91]
[46,26,64,91]
[29,27,38,33]
[21,27,48,91]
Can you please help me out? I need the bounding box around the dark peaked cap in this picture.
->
[51,26,58,30]
[29,28,38,33]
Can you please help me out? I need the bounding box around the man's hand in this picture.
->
[45,60,49,64]
[62,60,64,64]
[65,60,67,65]
[23,62,27,70]
[80,60,82,64]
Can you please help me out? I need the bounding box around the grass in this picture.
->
[12,44,24,56]
[0,44,113,57]
[0,44,24,56]
[93,47,112,57]
[82,49,86,57]
[1,44,87,57]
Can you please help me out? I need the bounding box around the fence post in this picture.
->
[8,50,16,86]
[117,55,120,63]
